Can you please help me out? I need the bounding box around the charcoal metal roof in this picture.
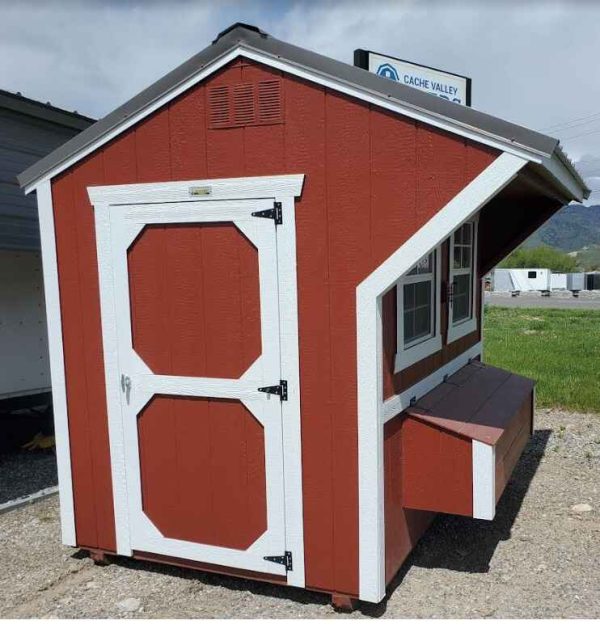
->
[0,88,94,131]
[17,23,588,199]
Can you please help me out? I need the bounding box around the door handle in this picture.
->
[121,374,132,405]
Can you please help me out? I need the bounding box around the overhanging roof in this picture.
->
[0,88,94,131]
[17,23,589,202]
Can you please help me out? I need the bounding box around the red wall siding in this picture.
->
[52,57,497,594]
[402,418,473,516]
[384,416,434,584]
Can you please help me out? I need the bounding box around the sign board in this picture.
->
[354,49,471,106]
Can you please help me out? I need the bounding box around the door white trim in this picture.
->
[111,199,285,571]
[276,195,306,588]
[91,174,305,583]
[36,180,76,547]
[88,174,304,205]
[356,153,527,603]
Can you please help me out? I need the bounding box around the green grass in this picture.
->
[484,307,600,413]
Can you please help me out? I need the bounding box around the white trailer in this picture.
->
[0,89,93,408]
[551,272,567,290]
[492,268,552,293]
[0,250,50,402]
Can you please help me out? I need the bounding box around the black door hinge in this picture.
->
[251,201,282,225]
[264,550,293,571]
[257,380,288,401]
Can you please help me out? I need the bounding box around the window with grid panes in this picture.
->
[451,222,473,324]
[403,253,435,345]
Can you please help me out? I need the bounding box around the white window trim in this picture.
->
[394,247,442,373]
[447,216,479,344]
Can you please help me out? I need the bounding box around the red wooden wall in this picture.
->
[51,57,497,596]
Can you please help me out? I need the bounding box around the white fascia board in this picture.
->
[541,151,589,203]
[356,152,526,603]
[26,43,550,196]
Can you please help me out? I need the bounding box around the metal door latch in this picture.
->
[121,374,132,404]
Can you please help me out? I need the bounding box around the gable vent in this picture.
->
[208,79,283,129]
[258,80,282,124]
[233,83,255,126]
[208,86,230,128]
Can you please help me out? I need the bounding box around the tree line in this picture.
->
[499,246,579,272]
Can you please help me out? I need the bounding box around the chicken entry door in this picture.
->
[101,198,288,576]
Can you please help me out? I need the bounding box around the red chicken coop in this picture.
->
[19,23,588,609]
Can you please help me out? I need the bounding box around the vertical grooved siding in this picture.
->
[51,57,497,595]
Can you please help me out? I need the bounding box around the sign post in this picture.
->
[354,49,471,106]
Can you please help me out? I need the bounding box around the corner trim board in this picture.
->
[36,179,76,546]
[356,152,527,603]
[472,440,496,520]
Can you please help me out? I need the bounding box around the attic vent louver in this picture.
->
[208,80,283,129]
[258,80,282,124]
[233,83,255,126]
[208,86,230,127]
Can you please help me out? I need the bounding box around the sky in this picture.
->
[2,0,599,204]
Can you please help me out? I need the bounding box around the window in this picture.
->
[528,271,536,279]
[395,248,442,372]
[447,219,478,344]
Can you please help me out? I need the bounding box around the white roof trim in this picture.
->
[25,44,585,202]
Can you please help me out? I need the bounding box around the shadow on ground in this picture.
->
[364,428,551,617]
[0,408,57,503]
[98,429,550,617]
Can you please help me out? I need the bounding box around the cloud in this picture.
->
[2,0,598,202]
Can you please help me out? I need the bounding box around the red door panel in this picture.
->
[127,222,261,378]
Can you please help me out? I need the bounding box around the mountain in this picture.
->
[524,204,600,252]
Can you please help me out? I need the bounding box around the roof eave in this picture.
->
[19,43,552,194]
[18,25,588,204]
[0,89,94,131]
[540,148,590,204]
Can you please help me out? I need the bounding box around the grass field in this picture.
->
[484,306,600,413]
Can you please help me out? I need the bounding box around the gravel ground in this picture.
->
[0,408,57,504]
[0,451,57,504]
[0,409,598,619]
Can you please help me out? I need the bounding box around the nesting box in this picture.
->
[19,23,587,608]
